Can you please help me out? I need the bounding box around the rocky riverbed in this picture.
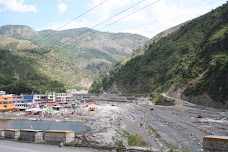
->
[82,95,228,151]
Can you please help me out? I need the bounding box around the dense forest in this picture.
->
[0,48,65,93]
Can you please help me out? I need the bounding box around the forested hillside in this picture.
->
[90,3,228,107]
[0,36,90,94]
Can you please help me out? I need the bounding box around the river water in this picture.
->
[0,119,90,134]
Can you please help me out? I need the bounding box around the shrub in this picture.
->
[127,134,147,146]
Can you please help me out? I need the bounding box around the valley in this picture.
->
[0,1,227,152]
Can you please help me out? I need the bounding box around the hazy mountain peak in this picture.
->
[0,25,38,38]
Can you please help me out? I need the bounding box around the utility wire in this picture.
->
[59,0,148,47]
[61,0,160,49]
[22,0,109,50]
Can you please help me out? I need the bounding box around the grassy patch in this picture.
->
[127,133,147,147]
[118,129,147,147]
[152,94,175,106]
[115,140,125,149]
[209,25,228,41]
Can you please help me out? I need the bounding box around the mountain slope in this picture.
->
[0,35,38,49]
[0,36,90,93]
[131,22,186,57]
[90,3,228,108]
[0,26,149,76]
[38,28,149,75]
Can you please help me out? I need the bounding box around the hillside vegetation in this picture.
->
[0,35,38,49]
[0,26,148,76]
[90,3,228,107]
[131,22,186,57]
[0,36,90,94]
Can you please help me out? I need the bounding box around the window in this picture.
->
[4,105,7,108]
[0,102,2,104]
[3,101,8,104]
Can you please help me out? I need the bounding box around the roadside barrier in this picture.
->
[203,135,228,151]
[44,130,75,143]
[4,129,20,139]
[20,129,43,142]
[2,129,74,144]
[0,129,4,137]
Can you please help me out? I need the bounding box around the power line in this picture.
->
[59,0,148,47]
[22,0,109,50]
[61,0,160,49]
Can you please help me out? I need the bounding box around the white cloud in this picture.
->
[118,9,147,23]
[150,0,211,26]
[0,0,37,13]
[57,3,67,13]
[41,19,90,31]
[100,0,227,37]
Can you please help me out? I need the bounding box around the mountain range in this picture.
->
[0,25,148,76]
[0,25,148,93]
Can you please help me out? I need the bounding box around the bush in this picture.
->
[115,140,124,149]
[127,134,147,146]
[152,94,175,106]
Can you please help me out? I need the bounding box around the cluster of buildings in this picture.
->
[0,91,83,111]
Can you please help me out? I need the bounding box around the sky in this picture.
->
[0,0,227,38]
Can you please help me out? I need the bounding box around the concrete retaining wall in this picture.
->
[44,130,75,143]
[20,129,43,142]
[203,136,228,152]
[4,129,20,139]
[2,129,76,144]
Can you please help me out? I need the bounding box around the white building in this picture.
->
[47,92,56,102]
[0,91,6,95]
[33,94,47,103]
[56,93,73,104]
